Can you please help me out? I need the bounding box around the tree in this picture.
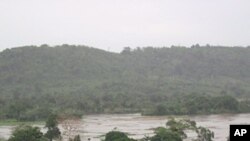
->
[104,131,135,141]
[8,125,47,141]
[73,135,81,141]
[145,118,214,141]
[45,114,61,141]
[150,127,182,141]
[121,47,131,54]
[166,118,214,141]
[68,135,81,141]
[154,104,167,115]
[195,127,214,141]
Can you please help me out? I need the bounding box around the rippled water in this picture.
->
[1,113,250,141]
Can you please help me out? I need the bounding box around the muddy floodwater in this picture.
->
[1,113,250,141]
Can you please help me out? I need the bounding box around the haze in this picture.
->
[0,0,250,52]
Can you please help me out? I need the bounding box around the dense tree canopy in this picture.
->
[8,125,47,141]
[0,45,250,120]
[104,131,135,141]
[45,114,61,141]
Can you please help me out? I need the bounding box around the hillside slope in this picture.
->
[0,45,250,119]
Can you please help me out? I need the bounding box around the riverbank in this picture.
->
[0,119,44,126]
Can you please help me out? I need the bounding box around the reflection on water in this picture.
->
[1,113,250,141]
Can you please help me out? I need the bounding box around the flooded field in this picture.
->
[1,113,250,141]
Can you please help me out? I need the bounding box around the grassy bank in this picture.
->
[0,119,44,126]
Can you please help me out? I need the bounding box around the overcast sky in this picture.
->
[0,0,250,52]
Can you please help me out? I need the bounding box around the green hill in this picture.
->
[1,44,250,120]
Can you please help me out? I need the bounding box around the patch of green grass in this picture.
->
[0,119,44,126]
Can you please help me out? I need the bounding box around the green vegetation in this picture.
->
[104,131,136,141]
[44,114,61,141]
[7,115,81,141]
[0,119,44,126]
[104,118,214,141]
[68,135,81,141]
[149,127,182,141]
[146,95,247,115]
[6,116,211,141]
[0,45,250,120]
[8,125,47,141]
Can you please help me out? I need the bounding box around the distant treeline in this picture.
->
[145,94,250,115]
[0,44,250,120]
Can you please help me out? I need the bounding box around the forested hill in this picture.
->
[1,45,250,120]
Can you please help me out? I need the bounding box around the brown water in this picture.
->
[1,113,250,141]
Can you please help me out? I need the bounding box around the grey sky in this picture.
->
[0,0,250,52]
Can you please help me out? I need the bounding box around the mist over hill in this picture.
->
[1,45,250,120]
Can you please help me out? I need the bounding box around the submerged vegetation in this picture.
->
[6,114,81,141]
[5,116,213,141]
[0,45,250,120]
[104,118,214,141]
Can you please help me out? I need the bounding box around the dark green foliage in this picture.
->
[238,100,250,112]
[150,127,182,141]
[148,95,242,115]
[45,114,61,141]
[1,45,250,119]
[8,125,47,141]
[68,135,81,141]
[196,127,214,141]
[73,135,81,141]
[147,118,214,141]
[104,131,135,141]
